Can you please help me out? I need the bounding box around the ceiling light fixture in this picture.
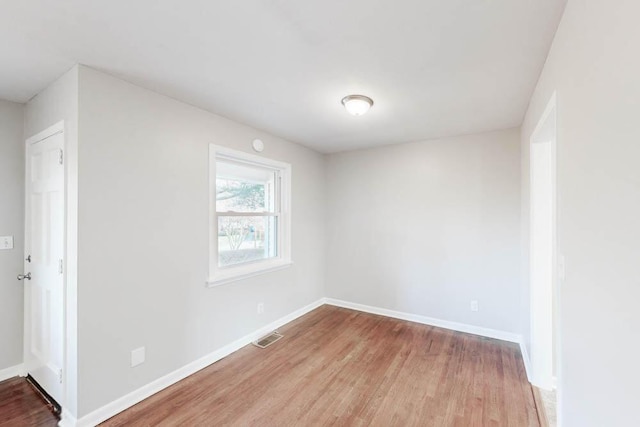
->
[341,94,374,116]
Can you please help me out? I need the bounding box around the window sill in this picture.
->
[206,259,293,287]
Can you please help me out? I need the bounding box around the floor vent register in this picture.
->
[253,331,284,349]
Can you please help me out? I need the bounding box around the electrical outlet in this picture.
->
[131,347,145,367]
[257,302,264,314]
[0,236,14,250]
[470,300,479,312]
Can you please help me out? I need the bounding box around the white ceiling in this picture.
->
[0,0,566,153]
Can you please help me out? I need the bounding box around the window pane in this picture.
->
[218,215,278,267]
[216,160,276,213]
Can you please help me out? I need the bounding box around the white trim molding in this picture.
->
[324,298,522,343]
[207,260,293,287]
[528,91,558,391]
[208,144,292,287]
[25,121,65,145]
[0,363,25,382]
[58,409,78,427]
[519,340,533,383]
[72,298,325,427]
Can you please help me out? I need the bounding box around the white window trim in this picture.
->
[207,144,292,287]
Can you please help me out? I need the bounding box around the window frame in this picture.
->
[207,144,292,287]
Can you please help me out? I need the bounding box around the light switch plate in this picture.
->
[0,236,14,250]
[131,347,145,367]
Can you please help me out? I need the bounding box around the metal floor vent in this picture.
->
[253,331,284,349]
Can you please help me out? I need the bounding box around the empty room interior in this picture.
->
[0,1,638,426]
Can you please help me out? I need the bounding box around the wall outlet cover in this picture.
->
[131,347,145,367]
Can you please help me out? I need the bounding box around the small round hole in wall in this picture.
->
[252,139,264,152]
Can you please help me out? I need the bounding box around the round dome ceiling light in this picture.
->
[341,94,374,116]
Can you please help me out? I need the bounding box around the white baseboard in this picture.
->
[0,363,24,382]
[519,340,533,382]
[324,298,522,343]
[73,298,325,427]
[520,342,558,389]
[58,409,78,427]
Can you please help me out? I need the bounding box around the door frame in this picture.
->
[529,92,558,392]
[23,120,70,414]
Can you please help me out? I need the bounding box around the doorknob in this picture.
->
[17,273,32,281]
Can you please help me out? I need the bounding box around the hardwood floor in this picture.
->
[0,377,59,427]
[104,305,540,426]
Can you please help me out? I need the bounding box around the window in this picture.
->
[208,145,291,286]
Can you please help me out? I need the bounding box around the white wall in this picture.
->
[75,66,326,417]
[326,129,521,334]
[25,65,79,417]
[521,1,640,425]
[0,99,24,373]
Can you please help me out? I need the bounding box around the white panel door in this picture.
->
[24,130,65,404]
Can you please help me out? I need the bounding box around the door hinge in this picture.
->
[59,149,64,165]
[58,259,63,275]
[59,368,63,384]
